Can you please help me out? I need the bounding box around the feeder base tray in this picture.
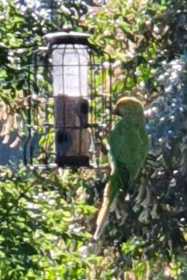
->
[56,156,90,167]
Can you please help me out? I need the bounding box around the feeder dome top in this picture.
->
[44,31,91,46]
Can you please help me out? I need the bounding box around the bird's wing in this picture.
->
[108,120,147,182]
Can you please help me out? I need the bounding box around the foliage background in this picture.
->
[0,0,187,279]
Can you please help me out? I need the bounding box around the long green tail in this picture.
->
[93,169,124,241]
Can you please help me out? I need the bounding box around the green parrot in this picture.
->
[93,96,149,240]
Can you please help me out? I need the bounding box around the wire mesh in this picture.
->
[24,43,113,168]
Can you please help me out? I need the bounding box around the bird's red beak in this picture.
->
[113,106,120,115]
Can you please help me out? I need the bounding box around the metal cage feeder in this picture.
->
[25,31,113,168]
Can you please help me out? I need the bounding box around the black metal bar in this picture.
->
[76,44,83,155]
[23,55,32,165]
[109,57,113,129]
[44,51,50,164]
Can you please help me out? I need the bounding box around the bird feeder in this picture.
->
[25,31,112,168]
[45,32,92,167]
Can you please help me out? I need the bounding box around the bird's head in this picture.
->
[113,96,144,122]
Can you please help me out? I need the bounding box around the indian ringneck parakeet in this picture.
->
[93,96,149,240]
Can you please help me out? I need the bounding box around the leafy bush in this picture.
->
[0,0,187,279]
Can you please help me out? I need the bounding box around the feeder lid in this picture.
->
[44,31,91,46]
